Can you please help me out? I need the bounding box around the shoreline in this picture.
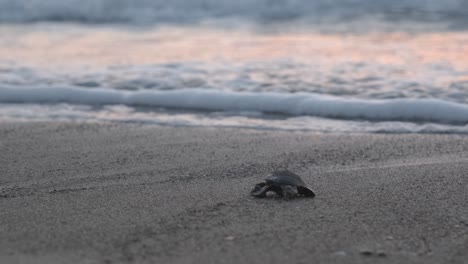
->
[1,121,467,263]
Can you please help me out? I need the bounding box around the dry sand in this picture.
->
[0,121,467,264]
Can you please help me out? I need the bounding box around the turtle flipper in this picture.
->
[250,182,271,198]
[297,186,316,197]
[280,185,297,200]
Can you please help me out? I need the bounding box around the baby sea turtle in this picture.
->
[251,170,315,199]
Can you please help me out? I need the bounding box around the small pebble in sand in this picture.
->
[359,249,387,257]
[359,249,373,256]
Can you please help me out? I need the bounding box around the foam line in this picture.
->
[1,86,468,124]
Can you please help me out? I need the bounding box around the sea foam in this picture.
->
[1,86,468,124]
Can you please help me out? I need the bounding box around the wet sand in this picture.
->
[0,121,467,264]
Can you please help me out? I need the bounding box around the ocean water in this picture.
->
[1,0,468,133]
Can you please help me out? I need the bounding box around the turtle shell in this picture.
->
[265,170,307,187]
[251,170,316,198]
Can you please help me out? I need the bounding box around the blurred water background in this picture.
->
[1,0,468,133]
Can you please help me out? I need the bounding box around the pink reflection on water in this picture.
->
[0,25,467,70]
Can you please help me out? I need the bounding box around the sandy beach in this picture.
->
[0,121,466,263]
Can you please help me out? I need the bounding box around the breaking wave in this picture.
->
[1,85,468,124]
